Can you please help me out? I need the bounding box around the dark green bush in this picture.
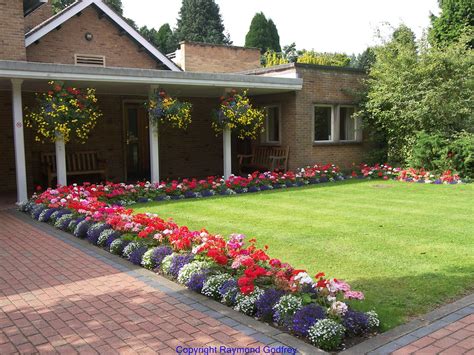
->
[408,131,473,177]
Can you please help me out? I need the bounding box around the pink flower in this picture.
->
[344,291,365,300]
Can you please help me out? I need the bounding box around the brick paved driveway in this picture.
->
[0,212,272,354]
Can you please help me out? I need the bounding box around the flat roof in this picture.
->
[240,62,366,76]
[0,60,303,97]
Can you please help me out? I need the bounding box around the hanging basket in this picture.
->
[25,81,102,144]
[146,90,192,130]
[211,90,265,140]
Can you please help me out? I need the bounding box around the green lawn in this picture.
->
[133,180,474,330]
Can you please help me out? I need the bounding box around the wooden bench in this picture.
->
[40,151,107,187]
[238,146,289,174]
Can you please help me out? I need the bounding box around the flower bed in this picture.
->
[20,163,466,351]
[31,163,465,208]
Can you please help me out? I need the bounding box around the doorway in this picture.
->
[124,103,150,182]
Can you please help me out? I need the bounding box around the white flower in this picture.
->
[329,301,348,316]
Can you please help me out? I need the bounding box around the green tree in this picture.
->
[392,24,417,52]
[429,0,474,47]
[156,24,179,54]
[267,19,281,52]
[357,31,474,164]
[351,47,377,72]
[245,12,281,53]
[140,24,178,54]
[52,0,123,14]
[175,0,230,45]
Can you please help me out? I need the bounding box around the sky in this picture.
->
[122,0,441,55]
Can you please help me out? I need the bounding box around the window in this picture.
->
[263,106,281,144]
[340,106,356,141]
[314,106,333,141]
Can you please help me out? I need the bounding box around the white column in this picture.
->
[149,85,160,183]
[55,135,67,186]
[223,127,232,179]
[11,79,28,202]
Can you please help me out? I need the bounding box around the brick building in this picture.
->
[0,0,366,202]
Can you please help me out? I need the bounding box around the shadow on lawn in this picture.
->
[348,264,474,330]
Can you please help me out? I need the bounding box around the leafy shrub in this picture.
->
[408,131,473,177]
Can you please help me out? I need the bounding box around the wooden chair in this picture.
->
[238,146,289,174]
[40,151,107,186]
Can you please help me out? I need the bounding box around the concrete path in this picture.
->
[0,211,317,354]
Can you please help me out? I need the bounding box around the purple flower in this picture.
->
[73,220,91,238]
[129,246,148,265]
[187,271,208,292]
[292,304,326,337]
[169,254,194,279]
[38,208,58,222]
[218,279,238,305]
[68,216,85,232]
[105,231,120,248]
[151,246,173,269]
[31,205,46,220]
[87,223,111,245]
[255,288,285,321]
[53,209,72,220]
[137,197,149,203]
[342,310,370,335]
[201,190,214,197]
[57,215,74,230]
[248,186,260,193]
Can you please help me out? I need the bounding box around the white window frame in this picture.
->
[313,104,335,143]
[338,105,360,142]
[262,105,282,145]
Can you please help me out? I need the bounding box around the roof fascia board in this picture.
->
[25,0,181,72]
[91,0,181,72]
[25,0,93,45]
[0,68,302,91]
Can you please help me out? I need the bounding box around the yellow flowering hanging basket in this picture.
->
[25,81,102,144]
[211,90,265,140]
[146,90,192,130]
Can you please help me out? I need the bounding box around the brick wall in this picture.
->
[253,65,368,170]
[24,1,54,33]
[26,6,160,69]
[0,0,26,61]
[175,42,261,73]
